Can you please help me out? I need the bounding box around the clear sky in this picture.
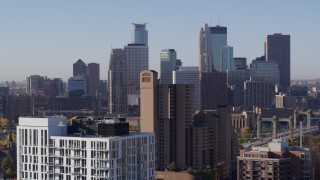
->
[0,1,319,82]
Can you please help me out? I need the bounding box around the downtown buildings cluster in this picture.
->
[1,22,320,179]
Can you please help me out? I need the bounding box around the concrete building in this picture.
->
[17,117,156,180]
[249,58,280,85]
[160,49,181,84]
[276,93,297,108]
[265,33,291,88]
[86,63,100,97]
[221,46,234,71]
[5,95,34,120]
[73,59,87,77]
[68,76,86,97]
[192,107,236,178]
[173,66,200,110]
[26,75,45,95]
[140,70,193,170]
[234,57,247,69]
[231,111,256,130]
[200,72,228,110]
[244,79,275,111]
[108,49,127,116]
[124,23,149,95]
[237,138,319,179]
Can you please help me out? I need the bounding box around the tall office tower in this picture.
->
[160,49,181,84]
[192,107,235,178]
[68,76,86,97]
[108,49,127,116]
[173,66,200,110]
[244,79,275,110]
[221,46,235,71]
[227,69,248,106]
[17,117,156,180]
[73,59,87,77]
[140,70,193,170]
[234,57,247,69]
[265,33,290,88]
[17,117,67,180]
[249,58,280,85]
[200,72,228,110]
[211,25,227,72]
[26,75,45,94]
[51,78,64,97]
[199,23,213,72]
[131,23,148,45]
[86,63,100,96]
[99,80,107,99]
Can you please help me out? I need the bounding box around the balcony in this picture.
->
[72,172,81,176]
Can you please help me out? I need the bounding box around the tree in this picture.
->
[0,118,9,127]
[67,116,77,125]
[166,161,176,171]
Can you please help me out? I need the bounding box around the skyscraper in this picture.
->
[160,49,181,84]
[211,25,227,72]
[124,23,149,95]
[265,33,290,88]
[140,70,193,170]
[221,46,235,71]
[199,24,213,72]
[86,63,100,96]
[131,23,148,45]
[199,24,228,72]
[73,59,87,77]
[108,49,127,116]
[200,72,228,110]
[173,66,200,110]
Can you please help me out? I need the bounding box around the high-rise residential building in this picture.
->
[200,72,228,110]
[173,66,200,110]
[234,57,247,69]
[244,79,275,110]
[17,117,156,180]
[192,107,236,178]
[160,49,182,84]
[211,25,227,72]
[86,63,100,96]
[26,75,45,94]
[131,23,148,45]
[68,76,86,97]
[73,59,87,77]
[221,46,234,71]
[140,70,193,170]
[249,58,280,85]
[199,24,213,72]
[237,138,319,179]
[108,49,127,116]
[227,69,248,106]
[265,33,290,88]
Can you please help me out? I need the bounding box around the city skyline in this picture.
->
[0,1,319,81]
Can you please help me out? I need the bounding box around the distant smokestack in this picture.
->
[300,121,303,148]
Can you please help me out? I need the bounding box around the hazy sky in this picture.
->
[0,1,319,82]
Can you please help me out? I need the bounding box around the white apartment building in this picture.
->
[17,117,155,180]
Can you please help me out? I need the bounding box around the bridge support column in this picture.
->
[289,116,293,141]
[294,110,298,129]
[257,116,261,139]
[307,110,311,129]
[272,115,278,139]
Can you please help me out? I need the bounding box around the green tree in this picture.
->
[166,161,176,171]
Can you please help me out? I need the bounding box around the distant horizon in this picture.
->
[1,1,320,81]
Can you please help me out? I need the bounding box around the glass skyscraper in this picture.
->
[131,23,148,45]
[160,49,181,84]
